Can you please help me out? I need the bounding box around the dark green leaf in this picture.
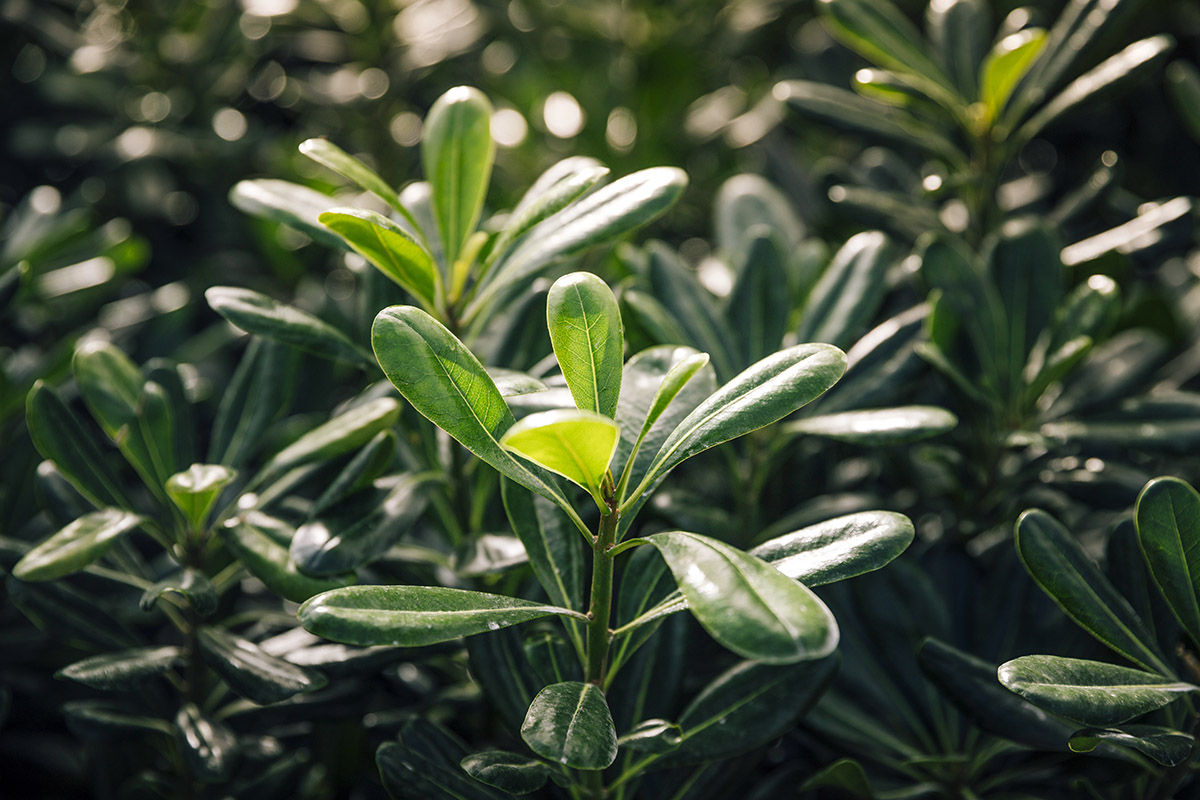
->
[728,232,789,366]
[460,751,556,794]
[798,758,873,798]
[298,138,408,218]
[140,568,218,616]
[750,510,914,586]
[520,681,617,770]
[1167,60,1200,142]
[795,231,892,350]
[489,157,610,264]
[617,719,682,753]
[546,271,624,418]
[1069,724,1193,766]
[71,340,143,439]
[208,339,296,467]
[784,406,957,445]
[998,654,1194,726]
[63,700,172,740]
[175,703,239,783]
[714,174,806,256]
[502,479,584,613]
[985,221,1063,389]
[258,397,401,485]
[645,531,839,663]
[13,508,143,581]
[229,179,345,249]
[926,0,989,96]
[57,646,184,690]
[223,512,356,603]
[198,627,327,705]
[1136,477,1200,649]
[467,627,543,731]
[298,585,581,646]
[644,241,736,381]
[378,722,508,800]
[207,286,373,366]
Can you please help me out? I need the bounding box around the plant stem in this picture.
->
[586,510,619,686]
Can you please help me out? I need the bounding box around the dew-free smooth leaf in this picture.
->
[206,286,374,366]
[981,29,1048,118]
[489,158,610,263]
[299,138,408,218]
[926,0,989,96]
[228,179,345,249]
[166,464,235,531]
[72,340,143,438]
[546,272,624,418]
[176,703,239,783]
[460,751,556,794]
[644,531,839,663]
[500,409,619,502]
[372,305,572,510]
[57,646,184,690]
[635,343,846,495]
[501,479,584,614]
[140,568,218,616]
[223,513,356,603]
[998,655,1194,726]
[320,209,440,310]
[469,167,688,321]
[258,397,400,484]
[13,508,143,581]
[1069,724,1193,766]
[520,681,617,770]
[1016,509,1171,673]
[795,231,892,350]
[728,232,789,367]
[298,585,580,647]
[1136,477,1200,648]
[1060,197,1192,267]
[423,86,494,269]
[198,627,327,705]
[784,406,957,445]
[378,722,509,800]
[208,339,296,467]
[714,174,806,256]
[750,511,914,586]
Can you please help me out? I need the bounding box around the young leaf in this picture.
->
[546,272,624,418]
[228,179,345,249]
[1135,477,1200,649]
[197,627,328,705]
[1016,509,1172,674]
[423,86,494,269]
[12,509,144,581]
[166,464,236,531]
[206,286,374,367]
[297,585,582,647]
[140,569,218,616]
[258,397,401,485]
[57,646,184,691]
[499,409,619,504]
[520,682,617,770]
[222,514,356,603]
[750,511,914,586]
[1069,725,1194,766]
[319,209,441,311]
[980,29,1048,118]
[298,138,408,218]
[783,406,957,445]
[632,343,846,500]
[459,751,556,795]
[644,531,839,663]
[998,655,1195,726]
[175,703,239,783]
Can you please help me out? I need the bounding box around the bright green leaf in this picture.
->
[423,86,494,269]
[319,209,441,310]
[981,29,1048,118]
[500,409,619,503]
[547,272,624,419]
[166,464,235,531]
[750,511,915,586]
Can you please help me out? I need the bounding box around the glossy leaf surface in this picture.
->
[546,272,623,418]
[784,406,956,445]
[750,511,914,586]
[13,509,143,581]
[320,209,440,310]
[140,568,218,616]
[520,681,617,770]
[981,29,1047,117]
[223,513,356,603]
[645,531,839,663]
[617,719,682,753]
[423,86,493,268]
[166,464,235,530]
[259,397,400,484]
[795,231,892,350]
[299,138,406,216]
[460,751,555,795]
[57,646,184,690]
[175,703,238,783]
[1069,725,1194,766]
[198,627,327,705]
[1136,477,1200,648]
[26,381,130,508]
[228,179,344,249]
[298,585,579,646]
[500,409,619,501]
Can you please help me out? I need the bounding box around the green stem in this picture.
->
[586,510,619,686]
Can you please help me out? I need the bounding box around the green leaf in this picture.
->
[71,340,144,439]
[26,381,131,508]
[520,681,617,770]
[633,343,846,498]
[223,513,356,603]
[489,157,610,263]
[714,174,806,257]
[206,286,374,367]
[1018,36,1174,142]
[926,0,989,96]
[799,758,873,798]
[644,531,839,663]
[298,585,582,647]
[1015,509,1171,674]
[208,339,296,467]
[372,305,575,514]
[617,719,682,753]
[501,479,584,614]
[1025,274,1118,391]
[63,701,173,740]
[57,646,184,690]
[546,272,624,418]
[319,209,441,311]
[292,472,437,575]
[468,167,687,321]
[667,655,839,764]
[1061,197,1192,268]
[467,628,543,731]
[166,464,236,531]
[783,406,957,445]
[728,232,790,367]
[12,509,143,581]
[750,511,914,586]
[423,86,494,269]
[998,655,1195,726]
[980,29,1048,118]
[460,751,556,795]
[229,179,345,249]
[488,368,549,398]
[1069,724,1193,766]
[500,409,619,504]
[298,138,409,219]
[258,397,401,485]
[175,703,239,783]
[817,0,961,107]
[197,626,327,705]
[378,721,509,800]
[1136,477,1200,649]
[140,568,218,616]
[796,231,893,350]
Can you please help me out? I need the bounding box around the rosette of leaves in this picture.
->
[776,0,1177,245]
[297,270,916,798]
[986,479,1200,796]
